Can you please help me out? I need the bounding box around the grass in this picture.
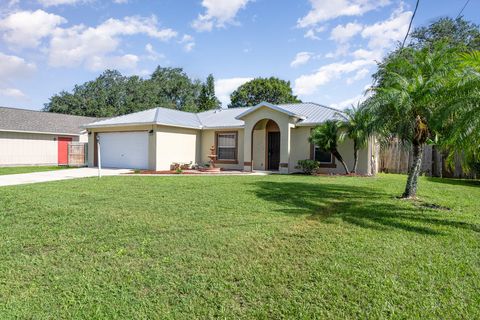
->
[0,174,479,319]
[0,166,71,176]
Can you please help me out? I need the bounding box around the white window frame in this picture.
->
[216,132,238,162]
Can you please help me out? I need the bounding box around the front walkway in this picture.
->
[0,168,131,187]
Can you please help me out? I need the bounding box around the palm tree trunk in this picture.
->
[352,140,358,173]
[332,149,350,175]
[402,142,424,199]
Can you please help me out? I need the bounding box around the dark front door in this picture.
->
[267,132,280,170]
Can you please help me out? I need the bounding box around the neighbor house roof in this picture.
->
[84,102,343,130]
[0,107,99,135]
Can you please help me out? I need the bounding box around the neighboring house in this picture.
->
[85,102,378,175]
[0,107,98,166]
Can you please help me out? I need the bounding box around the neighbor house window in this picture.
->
[216,132,237,161]
[314,145,333,163]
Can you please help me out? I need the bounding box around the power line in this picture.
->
[456,0,471,19]
[401,0,420,48]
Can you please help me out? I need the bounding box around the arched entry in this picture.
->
[251,119,280,171]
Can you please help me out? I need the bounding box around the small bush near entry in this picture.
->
[296,159,320,175]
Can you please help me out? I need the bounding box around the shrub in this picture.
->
[175,168,183,174]
[296,159,320,175]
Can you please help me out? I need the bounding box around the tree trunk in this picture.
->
[402,142,424,199]
[352,140,358,173]
[332,149,350,175]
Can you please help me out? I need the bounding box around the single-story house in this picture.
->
[85,102,378,175]
[0,107,98,166]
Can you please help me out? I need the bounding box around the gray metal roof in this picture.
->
[196,107,247,128]
[85,107,202,129]
[278,103,344,126]
[0,106,99,135]
[84,102,343,130]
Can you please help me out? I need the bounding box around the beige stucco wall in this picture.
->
[289,126,372,175]
[0,131,79,166]
[78,132,89,143]
[156,125,200,170]
[252,128,266,170]
[200,128,244,170]
[289,126,312,173]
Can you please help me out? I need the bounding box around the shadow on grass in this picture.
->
[252,180,480,235]
[425,176,480,188]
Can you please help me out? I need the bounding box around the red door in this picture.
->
[58,137,72,165]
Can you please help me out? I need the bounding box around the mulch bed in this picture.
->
[131,170,202,175]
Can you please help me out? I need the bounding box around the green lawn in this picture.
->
[0,174,479,319]
[0,166,71,176]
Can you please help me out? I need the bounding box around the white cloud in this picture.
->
[330,22,362,43]
[346,67,370,84]
[294,59,375,95]
[86,54,139,71]
[145,43,165,61]
[297,0,390,28]
[325,43,350,58]
[351,48,381,60]
[48,15,177,70]
[304,26,326,40]
[290,52,313,68]
[215,77,253,107]
[38,0,86,6]
[361,6,412,51]
[179,34,195,52]
[0,52,36,78]
[0,10,66,48]
[330,94,367,109]
[192,0,251,32]
[113,0,128,3]
[0,87,26,98]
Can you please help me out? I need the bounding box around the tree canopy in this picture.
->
[198,74,221,112]
[410,17,480,50]
[228,77,301,108]
[44,68,220,117]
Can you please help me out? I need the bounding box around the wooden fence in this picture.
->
[68,142,87,167]
[379,141,475,178]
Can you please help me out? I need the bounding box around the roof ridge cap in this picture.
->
[306,102,345,113]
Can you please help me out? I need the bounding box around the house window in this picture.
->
[314,146,333,163]
[216,132,237,161]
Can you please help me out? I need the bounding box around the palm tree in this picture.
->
[309,120,350,174]
[338,104,374,173]
[366,43,479,198]
[439,51,480,171]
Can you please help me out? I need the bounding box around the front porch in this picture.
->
[237,103,300,174]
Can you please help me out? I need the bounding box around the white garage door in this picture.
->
[98,132,149,169]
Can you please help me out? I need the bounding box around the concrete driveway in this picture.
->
[0,168,131,187]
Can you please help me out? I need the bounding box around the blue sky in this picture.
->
[0,0,479,111]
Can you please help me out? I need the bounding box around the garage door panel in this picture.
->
[99,132,149,169]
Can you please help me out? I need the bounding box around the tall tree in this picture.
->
[148,66,202,112]
[44,67,204,116]
[198,74,221,111]
[410,17,480,50]
[229,77,300,108]
[366,43,479,198]
[338,104,374,173]
[309,120,350,175]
